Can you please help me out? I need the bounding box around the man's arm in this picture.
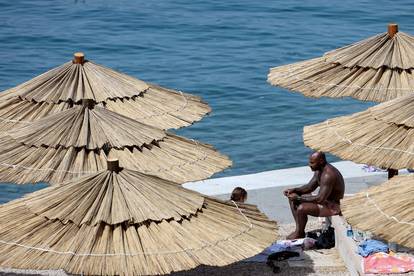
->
[288,173,319,195]
[299,173,333,204]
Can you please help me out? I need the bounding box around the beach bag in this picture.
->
[315,226,335,249]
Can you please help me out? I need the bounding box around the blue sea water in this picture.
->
[0,0,413,201]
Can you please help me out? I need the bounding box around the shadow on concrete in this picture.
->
[171,259,317,276]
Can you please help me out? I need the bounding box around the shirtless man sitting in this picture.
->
[283,151,345,240]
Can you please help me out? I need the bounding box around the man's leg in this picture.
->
[289,199,299,224]
[287,202,321,239]
[287,199,300,239]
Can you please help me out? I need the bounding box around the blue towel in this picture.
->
[358,239,389,257]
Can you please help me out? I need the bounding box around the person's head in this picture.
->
[230,187,248,203]
[308,151,327,171]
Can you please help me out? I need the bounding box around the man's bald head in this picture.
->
[310,151,326,162]
[309,151,327,171]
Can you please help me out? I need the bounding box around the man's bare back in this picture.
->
[314,163,344,202]
[283,152,345,239]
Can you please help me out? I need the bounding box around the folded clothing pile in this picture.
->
[245,238,316,263]
[358,239,389,257]
[358,239,414,274]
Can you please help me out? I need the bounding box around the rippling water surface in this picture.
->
[0,0,413,201]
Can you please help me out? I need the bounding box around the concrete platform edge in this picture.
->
[332,216,364,276]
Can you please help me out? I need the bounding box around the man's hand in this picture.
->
[287,192,299,201]
[283,188,294,196]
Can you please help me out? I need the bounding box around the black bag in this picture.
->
[315,226,335,249]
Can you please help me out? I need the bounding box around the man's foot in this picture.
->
[286,231,305,240]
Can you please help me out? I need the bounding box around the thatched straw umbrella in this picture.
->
[0,100,231,184]
[342,174,414,248]
[303,93,414,171]
[0,53,210,131]
[0,159,277,275]
[268,24,414,102]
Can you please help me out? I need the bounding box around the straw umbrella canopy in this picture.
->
[342,174,414,248]
[0,160,277,275]
[303,92,414,170]
[268,24,414,102]
[0,100,231,184]
[0,52,210,131]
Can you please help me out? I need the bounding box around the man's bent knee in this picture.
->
[296,203,305,214]
[297,202,320,216]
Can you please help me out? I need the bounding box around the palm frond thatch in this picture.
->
[8,105,165,149]
[342,174,414,248]
[0,61,148,103]
[0,55,211,130]
[0,97,230,185]
[110,135,232,183]
[105,84,211,129]
[303,93,414,169]
[0,98,73,132]
[268,27,414,102]
[369,94,414,127]
[25,169,204,225]
[268,57,414,102]
[324,32,414,69]
[0,167,277,275]
[0,143,107,184]
[0,134,231,185]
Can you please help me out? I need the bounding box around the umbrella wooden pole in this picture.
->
[107,158,120,172]
[388,168,398,179]
[73,52,85,64]
[388,23,398,38]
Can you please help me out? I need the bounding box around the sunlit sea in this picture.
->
[0,0,413,201]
